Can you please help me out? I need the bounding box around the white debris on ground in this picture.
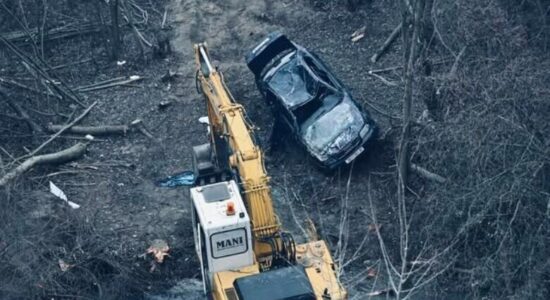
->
[49,181,80,209]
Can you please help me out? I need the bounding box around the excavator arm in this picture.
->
[194,44,291,265]
[192,43,347,300]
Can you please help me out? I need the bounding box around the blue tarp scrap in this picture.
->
[156,171,195,187]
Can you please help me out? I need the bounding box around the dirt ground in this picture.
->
[3,0,549,298]
[151,0,408,298]
[0,0,438,298]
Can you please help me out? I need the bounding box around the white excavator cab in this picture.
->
[190,180,254,290]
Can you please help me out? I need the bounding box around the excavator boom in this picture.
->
[190,43,347,300]
[194,45,283,262]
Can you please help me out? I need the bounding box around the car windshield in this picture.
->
[301,100,363,156]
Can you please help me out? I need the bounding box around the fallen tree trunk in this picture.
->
[371,22,403,63]
[46,124,129,136]
[19,101,97,161]
[0,142,88,187]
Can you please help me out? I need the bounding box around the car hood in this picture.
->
[301,99,364,160]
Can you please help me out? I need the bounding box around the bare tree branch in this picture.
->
[0,142,88,187]
[371,22,403,63]
[17,101,97,162]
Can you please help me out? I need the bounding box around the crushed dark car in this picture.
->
[245,32,377,170]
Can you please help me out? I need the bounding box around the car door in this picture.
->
[273,101,297,135]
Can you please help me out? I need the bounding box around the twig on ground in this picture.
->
[368,58,455,74]
[0,77,61,99]
[130,25,152,47]
[46,58,93,71]
[46,124,129,136]
[18,101,97,162]
[410,163,446,183]
[367,72,399,86]
[75,76,142,92]
[0,153,4,176]
[351,26,366,43]
[0,146,16,161]
[36,135,107,142]
[449,46,467,77]
[161,9,168,29]
[435,46,467,95]
[76,76,127,90]
[29,169,91,180]
[130,119,154,139]
[369,65,403,74]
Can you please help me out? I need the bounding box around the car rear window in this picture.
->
[268,56,318,107]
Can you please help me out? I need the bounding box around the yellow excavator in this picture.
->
[189,43,347,300]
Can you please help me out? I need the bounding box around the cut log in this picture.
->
[370,22,403,63]
[0,142,88,187]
